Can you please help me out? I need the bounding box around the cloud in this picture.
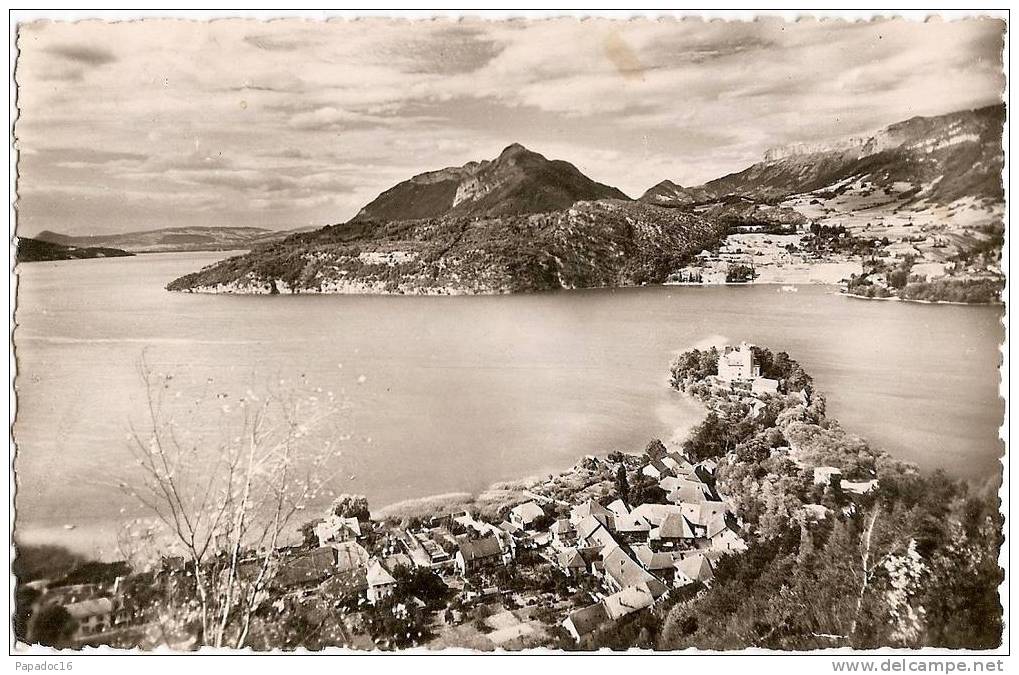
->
[45,44,117,66]
[12,17,1005,235]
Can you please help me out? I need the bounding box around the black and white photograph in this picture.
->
[8,9,1009,658]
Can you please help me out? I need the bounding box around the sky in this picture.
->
[15,17,1005,235]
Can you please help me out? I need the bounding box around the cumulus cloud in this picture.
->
[13,17,1005,235]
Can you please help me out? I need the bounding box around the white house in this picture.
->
[813,466,843,488]
[365,558,397,604]
[509,501,546,530]
[717,342,761,381]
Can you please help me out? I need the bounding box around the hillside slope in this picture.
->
[33,226,313,253]
[167,200,727,295]
[352,143,630,223]
[16,237,134,263]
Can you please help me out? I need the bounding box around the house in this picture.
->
[706,516,748,554]
[717,342,760,381]
[404,529,455,568]
[562,602,611,642]
[277,547,336,587]
[813,466,843,488]
[632,545,686,585]
[665,481,712,505]
[382,552,414,573]
[454,535,510,576]
[602,546,664,593]
[65,597,116,641]
[661,453,696,477]
[612,510,652,543]
[509,501,546,530]
[602,582,664,621]
[641,458,675,480]
[676,553,714,586]
[650,512,700,550]
[331,540,371,574]
[576,515,619,553]
[314,514,362,546]
[550,518,577,548]
[752,377,780,395]
[605,499,630,518]
[365,558,398,604]
[570,500,612,527]
[556,547,588,577]
[842,479,879,495]
[319,568,369,603]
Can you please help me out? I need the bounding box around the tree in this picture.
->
[27,604,77,648]
[119,362,347,648]
[330,494,370,520]
[614,465,630,503]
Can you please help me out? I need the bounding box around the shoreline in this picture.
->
[840,290,1004,307]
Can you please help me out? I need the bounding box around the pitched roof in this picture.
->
[314,514,361,544]
[557,547,587,569]
[564,602,610,638]
[603,583,658,621]
[632,544,682,571]
[602,546,661,590]
[606,499,630,518]
[366,558,397,587]
[576,513,614,540]
[656,513,698,540]
[677,554,714,584]
[571,500,611,523]
[278,547,336,586]
[630,503,685,527]
[510,501,545,522]
[613,510,652,533]
[319,568,368,597]
[457,536,504,562]
[550,518,573,535]
[331,540,371,573]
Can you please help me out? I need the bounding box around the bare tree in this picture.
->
[119,360,346,648]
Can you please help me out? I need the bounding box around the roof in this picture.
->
[603,583,658,621]
[578,520,619,552]
[510,501,545,522]
[676,554,714,584]
[576,513,613,540]
[319,568,368,597]
[331,540,371,573]
[64,597,114,619]
[278,547,336,586]
[630,503,685,527]
[550,518,573,535]
[602,546,661,590]
[667,484,709,505]
[656,513,698,540]
[606,499,629,518]
[557,547,587,569]
[571,500,611,523]
[564,602,611,637]
[366,558,397,587]
[314,514,361,544]
[613,511,652,533]
[383,552,413,572]
[457,536,504,562]
[632,544,681,571]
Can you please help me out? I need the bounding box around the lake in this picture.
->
[13,252,1005,557]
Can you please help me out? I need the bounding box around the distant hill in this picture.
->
[33,225,314,253]
[641,104,1005,262]
[16,237,134,263]
[166,199,727,295]
[642,105,1004,206]
[352,143,630,223]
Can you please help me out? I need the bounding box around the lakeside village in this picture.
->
[664,207,1002,305]
[20,343,887,650]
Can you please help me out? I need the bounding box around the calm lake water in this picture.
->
[14,252,1004,556]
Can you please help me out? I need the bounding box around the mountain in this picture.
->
[352,143,630,223]
[166,199,727,295]
[16,237,134,263]
[642,104,1005,262]
[643,104,1004,206]
[32,226,314,253]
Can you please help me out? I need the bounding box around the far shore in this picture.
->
[840,291,1004,307]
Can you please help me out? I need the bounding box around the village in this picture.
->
[20,343,878,650]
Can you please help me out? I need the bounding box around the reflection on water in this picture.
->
[14,253,1004,555]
